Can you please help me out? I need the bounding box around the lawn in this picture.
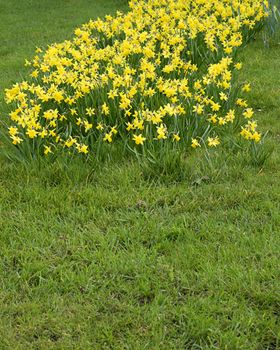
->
[0,1,280,349]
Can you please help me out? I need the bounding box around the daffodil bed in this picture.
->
[4,0,270,158]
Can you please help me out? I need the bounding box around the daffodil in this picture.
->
[44,145,52,155]
[4,0,267,158]
[191,138,201,149]
[103,132,113,143]
[207,136,220,147]
[173,134,181,142]
[133,134,146,145]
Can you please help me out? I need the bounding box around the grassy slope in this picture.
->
[0,1,280,349]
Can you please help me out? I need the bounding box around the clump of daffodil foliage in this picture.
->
[4,0,270,158]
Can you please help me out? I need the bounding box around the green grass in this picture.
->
[1,1,280,349]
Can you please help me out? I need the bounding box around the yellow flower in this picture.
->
[133,134,146,145]
[70,108,78,116]
[103,132,113,143]
[102,103,109,116]
[218,117,226,125]
[26,129,38,139]
[126,122,134,131]
[191,138,201,149]
[8,126,18,136]
[49,129,56,137]
[236,98,248,108]
[251,132,261,142]
[211,102,221,112]
[193,105,203,115]
[11,135,23,145]
[243,108,254,119]
[208,114,217,124]
[224,109,235,123]
[65,137,76,148]
[157,124,167,140]
[30,70,39,78]
[53,91,64,102]
[242,83,251,93]
[207,136,220,147]
[76,118,83,126]
[110,126,118,135]
[107,89,118,99]
[96,123,104,131]
[234,62,242,70]
[173,134,180,142]
[39,129,48,138]
[43,109,58,120]
[219,92,228,101]
[84,121,93,132]
[77,144,89,154]
[86,107,95,116]
[44,145,52,155]
[5,0,267,158]
[24,59,31,67]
